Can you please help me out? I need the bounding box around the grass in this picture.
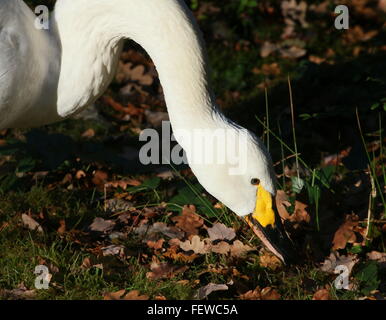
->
[1,0,385,300]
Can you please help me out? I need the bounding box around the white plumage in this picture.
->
[0,0,276,219]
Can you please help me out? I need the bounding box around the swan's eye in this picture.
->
[250,178,260,185]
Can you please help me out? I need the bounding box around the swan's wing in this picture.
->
[0,0,61,129]
[0,0,38,128]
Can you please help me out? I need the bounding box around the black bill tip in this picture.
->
[246,212,300,266]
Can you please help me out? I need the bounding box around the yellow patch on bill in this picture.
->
[252,185,275,228]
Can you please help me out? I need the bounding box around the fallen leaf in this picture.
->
[313,288,331,300]
[89,217,115,233]
[239,287,262,300]
[105,179,142,189]
[57,219,66,234]
[230,240,254,257]
[104,198,134,213]
[101,245,125,257]
[259,250,282,270]
[81,257,92,270]
[261,63,281,76]
[134,222,184,241]
[147,239,165,250]
[211,241,231,254]
[279,46,307,59]
[75,170,86,179]
[380,0,386,12]
[275,190,292,220]
[261,287,281,300]
[180,235,210,254]
[92,170,108,187]
[367,251,386,263]
[290,201,311,224]
[21,214,43,233]
[81,128,95,138]
[332,214,358,250]
[195,283,228,300]
[128,64,154,86]
[260,41,279,58]
[163,246,198,263]
[146,261,188,280]
[0,283,36,300]
[104,289,148,300]
[207,223,236,241]
[172,205,204,236]
[320,252,358,276]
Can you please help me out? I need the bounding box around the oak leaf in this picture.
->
[179,235,210,254]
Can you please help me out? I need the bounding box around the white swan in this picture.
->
[0,0,297,263]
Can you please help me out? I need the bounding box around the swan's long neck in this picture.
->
[55,0,218,133]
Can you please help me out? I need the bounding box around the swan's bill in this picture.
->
[245,185,299,265]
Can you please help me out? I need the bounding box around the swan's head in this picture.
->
[180,124,298,264]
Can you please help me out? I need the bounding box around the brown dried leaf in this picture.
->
[57,219,66,234]
[135,222,184,242]
[172,205,203,236]
[260,41,279,58]
[239,287,262,300]
[275,190,291,220]
[75,170,86,179]
[81,257,92,270]
[276,189,312,227]
[104,289,148,300]
[130,65,153,86]
[81,128,95,139]
[163,246,198,263]
[211,241,231,254]
[89,217,115,233]
[312,288,331,300]
[332,214,358,250]
[261,287,281,300]
[92,170,108,187]
[291,201,311,224]
[380,0,386,12]
[207,223,236,241]
[259,250,282,270]
[180,235,210,254]
[146,261,188,280]
[147,239,165,250]
[230,240,254,257]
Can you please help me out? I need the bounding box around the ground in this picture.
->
[0,0,385,300]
